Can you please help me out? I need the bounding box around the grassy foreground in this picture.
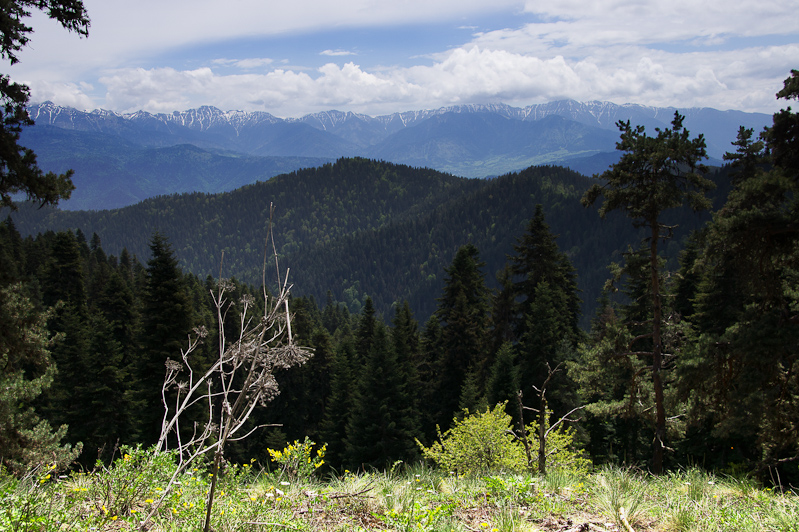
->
[2,454,798,532]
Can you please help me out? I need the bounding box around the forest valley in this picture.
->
[1,69,799,500]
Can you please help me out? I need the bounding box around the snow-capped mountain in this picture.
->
[21,99,772,210]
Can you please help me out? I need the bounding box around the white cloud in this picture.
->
[212,58,275,69]
[320,50,357,57]
[81,40,795,117]
[13,0,799,115]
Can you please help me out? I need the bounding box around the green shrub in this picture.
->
[417,403,591,477]
[417,403,526,475]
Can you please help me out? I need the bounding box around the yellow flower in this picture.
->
[145,499,154,504]
[111,516,118,521]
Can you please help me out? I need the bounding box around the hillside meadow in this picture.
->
[3,451,798,532]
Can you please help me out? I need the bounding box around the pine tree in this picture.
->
[38,231,91,447]
[0,281,82,473]
[354,296,377,367]
[582,112,713,474]
[486,342,519,412]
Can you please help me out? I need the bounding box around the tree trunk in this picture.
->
[650,221,666,475]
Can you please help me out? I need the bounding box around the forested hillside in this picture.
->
[6,158,725,325]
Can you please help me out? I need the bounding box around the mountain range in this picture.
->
[22,100,771,210]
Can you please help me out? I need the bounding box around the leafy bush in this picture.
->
[417,404,526,475]
[417,403,591,476]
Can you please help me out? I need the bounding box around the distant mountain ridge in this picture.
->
[28,99,771,158]
[22,99,771,210]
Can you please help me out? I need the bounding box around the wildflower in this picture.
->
[124,454,131,461]
[280,481,290,486]
[480,523,489,528]
[111,516,118,521]
[145,499,154,504]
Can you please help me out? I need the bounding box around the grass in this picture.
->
[2,456,798,532]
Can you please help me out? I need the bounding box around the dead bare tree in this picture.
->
[516,362,584,475]
[139,204,312,532]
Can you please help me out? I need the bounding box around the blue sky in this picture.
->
[8,0,799,117]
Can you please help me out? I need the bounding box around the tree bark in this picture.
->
[650,221,666,475]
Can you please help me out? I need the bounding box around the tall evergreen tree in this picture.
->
[354,296,377,367]
[137,232,194,442]
[582,111,713,474]
[39,231,91,447]
[0,282,82,473]
[434,244,490,428]
[318,334,356,468]
[509,205,580,343]
[344,322,419,469]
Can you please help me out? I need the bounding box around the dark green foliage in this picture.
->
[137,233,194,443]
[0,0,89,210]
[0,281,82,473]
[7,160,663,328]
[344,322,420,469]
[509,205,581,344]
[318,336,356,468]
[434,244,491,428]
[486,342,519,411]
[674,74,799,479]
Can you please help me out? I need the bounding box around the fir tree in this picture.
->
[137,232,194,443]
[318,335,356,468]
[344,322,419,469]
[435,244,490,428]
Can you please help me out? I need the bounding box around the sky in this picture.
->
[8,0,799,118]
